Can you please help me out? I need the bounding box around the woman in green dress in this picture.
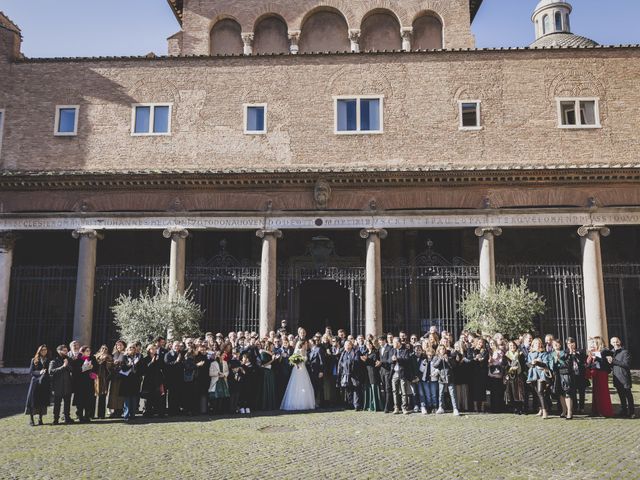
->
[362,339,382,412]
[260,341,277,411]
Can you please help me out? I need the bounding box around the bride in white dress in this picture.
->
[280,341,316,411]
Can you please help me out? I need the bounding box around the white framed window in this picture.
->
[458,100,482,130]
[0,109,5,158]
[244,104,267,134]
[334,96,383,134]
[556,98,601,129]
[54,105,79,136]
[131,103,172,136]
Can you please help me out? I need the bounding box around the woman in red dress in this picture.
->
[586,336,614,417]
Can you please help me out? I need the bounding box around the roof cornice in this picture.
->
[12,43,640,64]
[1,166,640,191]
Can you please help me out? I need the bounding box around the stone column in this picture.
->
[163,228,189,299]
[241,33,254,55]
[360,228,388,336]
[0,232,17,367]
[475,227,502,294]
[72,229,103,346]
[578,225,610,341]
[401,27,413,51]
[288,31,300,54]
[349,29,361,52]
[257,229,282,337]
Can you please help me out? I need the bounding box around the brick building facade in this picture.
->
[0,0,639,367]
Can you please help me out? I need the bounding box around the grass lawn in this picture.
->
[0,379,639,480]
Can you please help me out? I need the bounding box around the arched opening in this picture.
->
[412,13,443,50]
[299,8,350,53]
[253,15,289,54]
[542,14,550,35]
[360,10,402,51]
[299,280,350,335]
[555,11,563,31]
[210,18,243,55]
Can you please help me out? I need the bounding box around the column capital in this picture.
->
[72,228,104,240]
[288,30,301,54]
[0,231,18,252]
[256,229,283,240]
[578,225,610,238]
[349,29,361,41]
[360,228,388,240]
[400,27,413,38]
[241,32,254,44]
[474,227,503,238]
[163,227,189,240]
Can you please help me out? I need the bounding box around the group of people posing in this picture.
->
[24,319,635,425]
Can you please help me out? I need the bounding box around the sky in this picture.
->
[0,0,639,58]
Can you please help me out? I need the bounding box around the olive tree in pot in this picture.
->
[111,284,203,345]
[459,278,546,339]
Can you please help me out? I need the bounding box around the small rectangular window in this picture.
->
[557,98,600,128]
[335,96,383,134]
[459,101,481,130]
[131,104,172,136]
[244,104,267,134]
[54,105,79,136]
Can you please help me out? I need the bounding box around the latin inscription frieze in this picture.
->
[1,211,640,232]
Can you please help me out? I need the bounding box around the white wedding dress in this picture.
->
[280,348,316,411]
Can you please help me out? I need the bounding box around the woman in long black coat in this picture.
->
[140,344,165,418]
[75,346,98,423]
[25,345,50,426]
[469,338,489,413]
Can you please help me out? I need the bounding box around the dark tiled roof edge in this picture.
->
[11,44,640,63]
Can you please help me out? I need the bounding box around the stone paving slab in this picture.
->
[0,382,638,480]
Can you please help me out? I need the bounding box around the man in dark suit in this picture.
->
[378,335,394,413]
[608,337,635,418]
[391,337,412,414]
[308,338,325,408]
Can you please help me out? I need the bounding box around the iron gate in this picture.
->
[5,266,76,367]
[187,265,261,334]
[92,265,169,348]
[5,262,640,366]
[497,265,586,348]
[277,266,365,334]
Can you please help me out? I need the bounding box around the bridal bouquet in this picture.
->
[289,353,305,369]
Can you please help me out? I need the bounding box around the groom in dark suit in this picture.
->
[378,335,394,413]
[308,337,325,408]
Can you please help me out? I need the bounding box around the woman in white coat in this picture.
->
[208,350,230,414]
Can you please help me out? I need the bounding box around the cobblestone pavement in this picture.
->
[1,381,639,480]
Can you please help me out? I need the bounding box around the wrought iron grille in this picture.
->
[5,266,77,367]
[92,265,169,348]
[187,266,261,334]
[4,262,640,366]
[382,265,479,338]
[496,265,586,348]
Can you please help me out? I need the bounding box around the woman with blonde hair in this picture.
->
[107,339,126,418]
[586,336,614,417]
[94,344,113,419]
[526,338,550,419]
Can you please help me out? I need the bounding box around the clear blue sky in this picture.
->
[0,0,638,57]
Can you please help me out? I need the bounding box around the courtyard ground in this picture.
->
[0,379,639,480]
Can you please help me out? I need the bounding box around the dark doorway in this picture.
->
[299,280,350,335]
